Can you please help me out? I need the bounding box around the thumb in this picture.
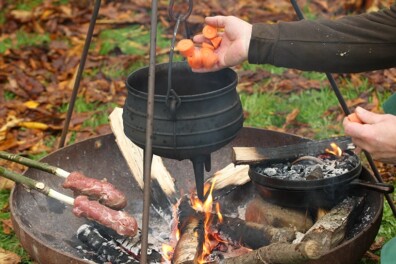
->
[205,16,227,28]
[355,106,380,124]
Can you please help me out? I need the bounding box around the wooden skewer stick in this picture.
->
[0,166,74,205]
[0,151,70,178]
[0,150,128,210]
[0,166,137,237]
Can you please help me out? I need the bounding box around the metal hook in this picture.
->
[168,0,193,22]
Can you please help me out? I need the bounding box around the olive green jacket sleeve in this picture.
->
[248,4,396,73]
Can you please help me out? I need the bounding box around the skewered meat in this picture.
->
[63,171,127,210]
[73,195,138,237]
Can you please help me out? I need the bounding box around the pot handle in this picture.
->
[350,179,394,194]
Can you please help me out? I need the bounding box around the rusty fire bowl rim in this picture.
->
[9,129,384,264]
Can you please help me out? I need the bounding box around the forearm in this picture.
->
[248,5,396,73]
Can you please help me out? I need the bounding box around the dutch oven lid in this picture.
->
[249,153,362,190]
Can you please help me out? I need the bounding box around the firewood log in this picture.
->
[232,137,352,165]
[176,195,295,252]
[173,217,203,264]
[245,197,314,232]
[212,216,295,249]
[298,195,365,251]
[205,163,250,191]
[220,240,322,264]
[173,197,204,264]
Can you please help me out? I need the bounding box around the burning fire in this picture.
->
[325,142,343,157]
[161,179,224,263]
[190,178,224,263]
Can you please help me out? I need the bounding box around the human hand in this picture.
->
[343,106,396,164]
[192,16,252,72]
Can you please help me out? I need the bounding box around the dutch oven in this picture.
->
[249,152,394,208]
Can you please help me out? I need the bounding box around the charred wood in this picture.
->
[176,196,295,252]
[212,216,295,249]
[245,197,314,233]
[77,224,139,264]
[232,136,352,165]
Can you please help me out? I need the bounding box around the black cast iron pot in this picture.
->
[123,61,244,198]
[249,154,394,208]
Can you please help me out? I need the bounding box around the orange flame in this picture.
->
[189,178,224,263]
[216,203,223,223]
[325,142,343,157]
[161,244,174,262]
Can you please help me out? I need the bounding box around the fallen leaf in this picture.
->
[0,248,21,264]
[1,219,13,235]
[283,108,300,129]
[18,121,49,130]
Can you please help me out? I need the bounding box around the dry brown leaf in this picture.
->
[1,219,13,235]
[283,108,300,129]
[10,10,33,22]
[0,248,21,264]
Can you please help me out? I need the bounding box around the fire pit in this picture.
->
[10,128,383,264]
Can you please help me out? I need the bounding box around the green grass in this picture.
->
[58,97,117,130]
[98,24,169,56]
[0,30,50,54]
[0,190,32,263]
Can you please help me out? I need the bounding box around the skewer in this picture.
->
[0,151,69,178]
[0,166,74,205]
[0,150,127,210]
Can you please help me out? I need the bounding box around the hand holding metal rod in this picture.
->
[289,0,396,217]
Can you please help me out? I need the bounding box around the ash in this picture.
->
[255,153,359,181]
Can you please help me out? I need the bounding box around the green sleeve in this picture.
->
[248,4,396,73]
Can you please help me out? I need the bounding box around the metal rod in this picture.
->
[58,0,102,148]
[290,0,396,217]
[140,0,159,262]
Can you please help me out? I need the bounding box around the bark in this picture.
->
[220,240,321,264]
[299,196,365,251]
[173,217,203,264]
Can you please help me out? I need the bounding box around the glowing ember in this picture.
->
[325,142,343,157]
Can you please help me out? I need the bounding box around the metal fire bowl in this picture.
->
[10,127,383,264]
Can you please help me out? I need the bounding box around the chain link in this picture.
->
[168,0,193,21]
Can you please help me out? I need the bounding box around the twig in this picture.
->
[0,151,69,178]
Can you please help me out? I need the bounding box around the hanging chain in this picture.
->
[167,0,193,148]
[166,0,193,109]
